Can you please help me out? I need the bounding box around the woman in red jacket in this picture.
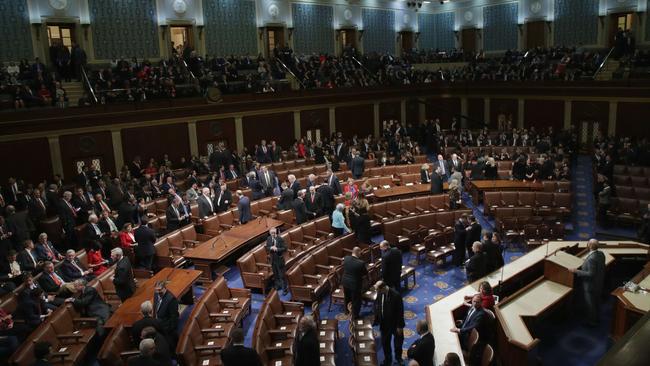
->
[87,241,109,276]
[118,223,138,252]
[464,281,496,310]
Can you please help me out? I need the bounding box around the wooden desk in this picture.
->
[599,311,650,366]
[184,217,284,281]
[611,262,650,341]
[426,241,649,366]
[468,180,544,204]
[105,267,201,328]
[372,182,449,201]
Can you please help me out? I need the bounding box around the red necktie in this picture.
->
[51,273,62,286]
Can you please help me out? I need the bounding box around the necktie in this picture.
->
[232,171,237,178]
[66,201,77,217]
[464,308,475,326]
[72,260,83,275]
[173,206,179,218]
[217,193,222,206]
[207,197,214,212]
[38,198,45,211]
[45,244,54,259]
[51,273,62,286]
[108,219,118,232]
[265,173,270,186]
[28,250,36,265]
[93,224,101,235]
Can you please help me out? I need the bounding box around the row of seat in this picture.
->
[383,210,472,251]
[175,277,252,366]
[483,192,571,217]
[612,185,650,201]
[612,175,650,187]
[444,146,538,157]
[252,290,306,366]
[606,197,650,226]
[613,165,650,178]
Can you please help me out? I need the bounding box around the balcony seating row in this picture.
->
[613,165,650,178]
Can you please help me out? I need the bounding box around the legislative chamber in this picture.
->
[1,1,650,366]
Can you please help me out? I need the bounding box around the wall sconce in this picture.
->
[160,24,168,40]
[197,25,204,40]
[358,29,364,40]
[287,27,294,40]
[32,22,42,41]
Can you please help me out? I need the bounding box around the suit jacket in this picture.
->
[72,286,111,322]
[407,333,435,366]
[350,156,365,177]
[237,196,252,224]
[292,198,310,225]
[576,250,606,294]
[117,202,138,227]
[17,249,39,273]
[351,211,372,244]
[293,328,320,366]
[127,355,160,366]
[250,179,265,200]
[197,195,215,218]
[154,291,179,335]
[221,344,263,366]
[466,252,487,282]
[342,255,367,290]
[421,169,431,184]
[39,271,64,293]
[35,241,61,262]
[459,307,486,342]
[465,223,482,246]
[60,258,86,282]
[327,174,342,195]
[255,146,271,163]
[304,191,322,216]
[277,189,294,210]
[58,199,77,229]
[131,315,164,346]
[289,181,301,199]
[5,212,33,249]
[259,171,276,193]
[430,172,444,195]
[113,257,136,300]
[454,220,466,247]
[434,160,450,178]
[316,185,335,212]
[85,222,106,246]
[214,189,232,213]
[134,225,156,257]
[265,235,286,266]
[165,205,182,231]
[373,287,405,331]
[381,248,402,289]
[225,169,239,181]
[28,197,47,224]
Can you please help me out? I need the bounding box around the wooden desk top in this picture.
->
[372,182,449,199]
[470,180,544,191]
[613,263,650,313]
[105,267,201,328]
[183,217,284,261]
[426,241,649,366]
[497,279,572,346]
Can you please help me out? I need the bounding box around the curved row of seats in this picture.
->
[483,191,572,218]
[383,210,472,251]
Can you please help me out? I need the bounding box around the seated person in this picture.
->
[34,233,63,264]
[39,261,76,298]
[21,273,60,310]
[60,249,94,283]
[87,241,109,276]
[0,250,24,285]
[16,240,41,275]
[442,353,461,366]
[463,281,495,311]
[65,279,111,337]
[465,241,487,282]
[18,287,51,331]
[450,294,486,349]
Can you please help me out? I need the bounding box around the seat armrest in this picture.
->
[229,288,251,297]
[201,327,227,335]
[194,344,222,352]
[119,350,141,358]
[73,317,98,326]
[209,312,233,321]
[218,299,241,307]
[386,210,398,217]
[219,223,233,229]
[303,234,317,241]
[56,333,84,343]
[256,262,272,268]
[183,239,199,247]
[281,300,305,311]
[169,246,185,254]
[205,229,222,236]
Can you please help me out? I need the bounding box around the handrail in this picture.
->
[181,59,197,81]
[275,57,306,89]
[80,65,98,103]
[593,47,615,80]
[350,55,379,84]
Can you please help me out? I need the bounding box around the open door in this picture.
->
[47,23,76,62]
[608,13,634,48]
[526,21,546,49]
[461,28,477,53]
[170,25,195,56]
[265,27,286,59]
[400,31,414,55]
[339,28,358,57]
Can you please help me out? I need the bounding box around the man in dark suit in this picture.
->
[317,181,335,218]
[111,248,136,302]
[288,175,301,200]
[453,215,468,266]
[407,319,435,366]
[35,233,63,263]
[58,192,78,248]
[39,261,74,298]
[255,140,271,163]
[266,228,287,295]
[221,328,263,366]
[165,197,183,231]
[380,240,402,292]
[258,166,276,197]
[197,188,215,219]
[60,249,94,282]
[66,279,111,336]
[342,247,367,319]
[434,154,450,180]
[448,153,462,174]
[350,152,365,179]
[569,239,606,326]
[430,167,444,195]
[131,300,164,347]
[465,242,487,282]
[465,216,482,259]
[450,294,486,349]
[134,218,156,270]
[5,205,33,251]
[326,170,342,195]
[71,187,93,224]
[374,281,405,366]
[153,281,179,346]
[277,184,294,210]
[292,191,314,225]
[214,183,232,213]
[224,164,240,181]
[17,240,40,274]
[249,173,265,201]
[127,338,159,366]
[293,316,320,366]
[28,189,48,228]
[236,191,252,224]
[304,186,322,217]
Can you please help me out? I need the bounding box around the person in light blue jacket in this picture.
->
[331,203,350,237]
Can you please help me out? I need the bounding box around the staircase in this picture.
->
[61,81,85,105]
[594,58,620,81]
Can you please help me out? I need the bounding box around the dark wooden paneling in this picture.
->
[335,104,373,139]
[526,21,546,49]
[59,131,115,178]
[121,123,190,166]
[406,100,419,124]
[426,97,461,126]
[242,112,293,151]
[467,98,484,129]
[572,101,608,124]
[0,138,52,185]
[617,102,650,138]
[196,118,236,155]
[300,108,330,140]
[379,102,401,122]
[490,98,518,129]
[524,100,564,131]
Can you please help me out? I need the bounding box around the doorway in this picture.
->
[400,32,414,55]
[579,121,601,152]
[266,27,285,58]
[526,21,546,49]
[47,24,75,54]
[462,28,477,53]
[339,29,358,56]
[170,26,194,56]
[609,13,633,47]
